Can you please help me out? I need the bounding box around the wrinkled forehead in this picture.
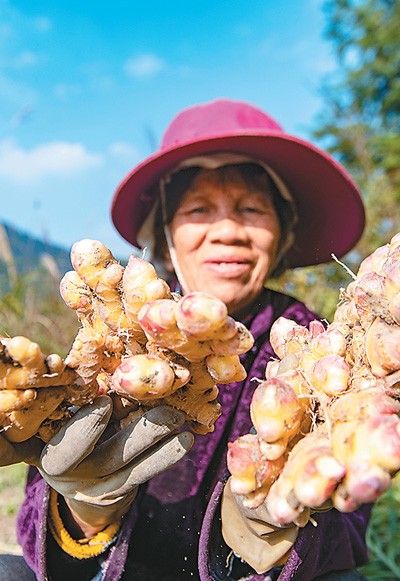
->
[184,163,274,189]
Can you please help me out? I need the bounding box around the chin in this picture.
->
[191,279,252,313]
[219,295,246,316]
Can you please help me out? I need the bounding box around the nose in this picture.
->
[207,216,249,244]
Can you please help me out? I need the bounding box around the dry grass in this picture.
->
[0,262,77,554]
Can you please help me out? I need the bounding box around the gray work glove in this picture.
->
[222,477,332,574]
[0,434,44,467]
[221,477,301,574]
[13,395,193,531]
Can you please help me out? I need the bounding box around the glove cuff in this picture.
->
[221,479,299,574]
[48,489,121,559]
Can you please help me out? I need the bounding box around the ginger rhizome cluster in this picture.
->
[227,232,400,525]
[0,239,254,442]
[0,335,97,442]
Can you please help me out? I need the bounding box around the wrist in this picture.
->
[61,498,106,539]
[64,489,138,536]
[48,489,121,559]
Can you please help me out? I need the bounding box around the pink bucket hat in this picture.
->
[111,98,365,268]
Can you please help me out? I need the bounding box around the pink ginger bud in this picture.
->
[357,244,390,277]
[112,354,177,400]
[310,328,347,358]
[227,434,284,495]
[365,317,400,377]
[353,272,387,320]
[344,460,391,504]
[269,317,300,359]
[309,354,350,396]
[175,292,228,339]
[250,378,302,443]
[383,261,400,300]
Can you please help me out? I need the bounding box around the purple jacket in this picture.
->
[17,290,371,580]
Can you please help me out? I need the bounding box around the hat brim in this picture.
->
[111,131,365,269]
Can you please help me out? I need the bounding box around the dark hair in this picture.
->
[152,162,295,276]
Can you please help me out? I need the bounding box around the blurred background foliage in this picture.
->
[0,223,79,356]
[0,0,400,573]
[272,0,400,324]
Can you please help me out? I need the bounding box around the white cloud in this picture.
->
[32,16,52,32]
[89,75,114,92]
[10,50,38,68]
[53,82,81,99]
[108,141,139,161]
[0,139,102,184]
[124,53,165,79]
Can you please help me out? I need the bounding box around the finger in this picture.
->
[124,430,194,486]
[232,486,299,529]
[0,434,43,467]
[40,395,113,476]
[234,491,278,523]
[51,431,194,501]
[0,435,22,466]
[72,405,186,478]
[15,438,45,466]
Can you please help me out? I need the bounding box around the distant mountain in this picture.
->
[0,221,131,293]
[0,221,72,287]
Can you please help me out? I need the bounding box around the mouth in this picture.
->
[203,258,252,277]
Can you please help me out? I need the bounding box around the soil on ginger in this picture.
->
[0,464,28,555]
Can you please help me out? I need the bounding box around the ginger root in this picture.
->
[1,239,255,442]
[0,335,98,442]
[228,231,400,523]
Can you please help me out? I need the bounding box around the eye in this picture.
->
[192,205,207,213]
[243,206,259,212]
[184,204,208,215]
[177,196,211,216]
[240,204,266,214]
[240,195,277,216]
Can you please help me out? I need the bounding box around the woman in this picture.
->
[10,98,370,580]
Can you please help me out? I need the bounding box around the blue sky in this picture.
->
[0,0,336,259]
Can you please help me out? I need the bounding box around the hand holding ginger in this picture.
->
[39,396,193,533]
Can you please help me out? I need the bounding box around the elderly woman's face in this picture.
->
[168,167,281,315]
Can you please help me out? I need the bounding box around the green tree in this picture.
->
[271,0,400,320]
[317,0,400,250]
